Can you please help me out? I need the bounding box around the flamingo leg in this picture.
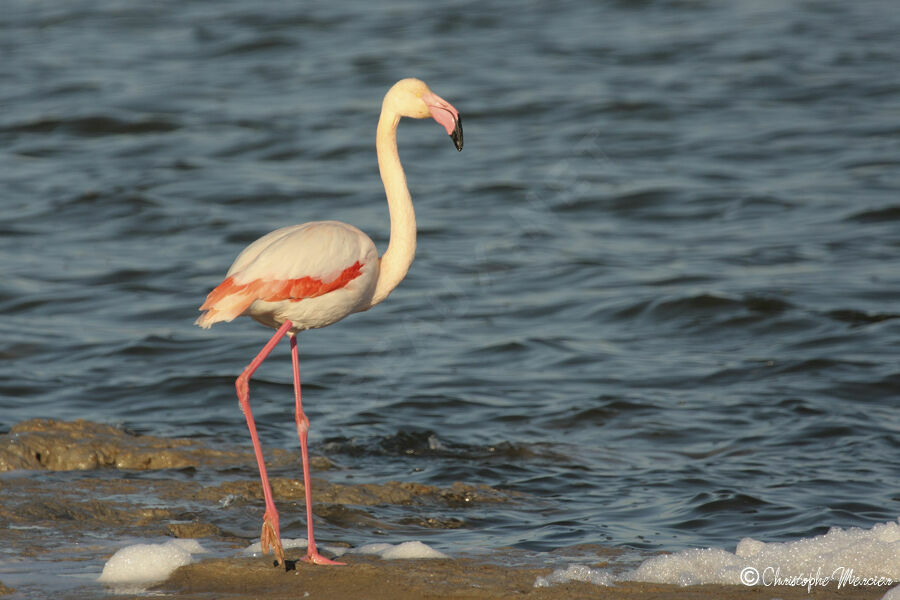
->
[290,334,346,566]
[236,319,293,568]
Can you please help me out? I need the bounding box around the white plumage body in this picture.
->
[196,221,379,332]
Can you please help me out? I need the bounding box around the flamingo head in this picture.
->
[386,78,463,151]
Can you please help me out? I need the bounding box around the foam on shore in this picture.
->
[630,518,898,585]
[98,539,205,586]
[241,538,448,560]
[535,518,899,593]
[350,541,449,559]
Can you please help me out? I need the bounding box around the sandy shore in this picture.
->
[0,419,889,599]
[143,555,888,600]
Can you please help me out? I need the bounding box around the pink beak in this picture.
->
[423,92,463,151]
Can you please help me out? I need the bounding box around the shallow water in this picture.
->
[1,0,899,594]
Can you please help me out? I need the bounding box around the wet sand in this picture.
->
[152,556,888,600]
[0,420,888,599]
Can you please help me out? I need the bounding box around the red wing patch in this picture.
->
[256,260,364,302]
[198,261,364,323]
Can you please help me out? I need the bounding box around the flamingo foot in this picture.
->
[303,551,346,566]
[260,512,286,567]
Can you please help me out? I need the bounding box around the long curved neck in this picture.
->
[370,107,416,307]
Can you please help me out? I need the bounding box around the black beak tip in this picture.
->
[450,115,463,151]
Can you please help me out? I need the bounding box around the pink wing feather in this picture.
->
[196,221,375,328]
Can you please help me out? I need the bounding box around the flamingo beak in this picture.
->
[450,115,463,152]
[423,92,464,151]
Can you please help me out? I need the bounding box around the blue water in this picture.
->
[1,0,898,565]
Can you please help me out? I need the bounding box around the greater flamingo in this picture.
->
[196,78,463,567]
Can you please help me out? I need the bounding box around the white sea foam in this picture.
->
[533,518,900,590]
[534,564,614,587]
[240,537,309,557]
[241,538,447,560]
[351,540,448,559]
[98,539,205,586]
[630,518,899,585]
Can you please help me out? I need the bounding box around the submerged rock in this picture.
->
[167,522,223,539]
[0,418,245,471]
[0,418,333,473]
[186,477,512,509]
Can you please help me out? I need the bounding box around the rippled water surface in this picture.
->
[2,0,898,571]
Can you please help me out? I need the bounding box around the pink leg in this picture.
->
[290,334,345,566]
[236,319,293,567]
